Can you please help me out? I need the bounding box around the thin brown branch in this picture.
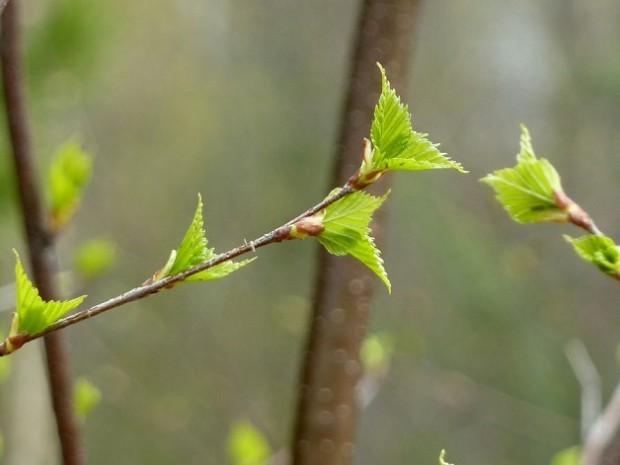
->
[0,2,85,464]
[291,2,421,465]
[0,184,356,356]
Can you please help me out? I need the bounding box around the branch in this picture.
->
[554,190,603,236]
[0,184,355,356]
[583,381,620,465]
[565,340,602,439]
[0,1,85,464]
[0,0,9,16]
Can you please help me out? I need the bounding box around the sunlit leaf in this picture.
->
[11,250,86,336]
[565,235,620,279]
[368,64,465,176]
[74,238,117,279]
[48,140,93,230]
[317,190,391,291]
[74,377,102,423]
[154,195,254,282]
[482,125,567,224]
[227,420,271,465]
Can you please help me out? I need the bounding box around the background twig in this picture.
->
[565,339,602,439]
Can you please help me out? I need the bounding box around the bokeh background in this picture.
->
[1,0,620,464]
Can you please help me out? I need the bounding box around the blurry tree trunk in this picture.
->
[291,2,421,465]
[5,345,58,465]
[1,2,85,465]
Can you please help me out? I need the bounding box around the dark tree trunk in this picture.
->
[1,2,85,464]
[291,1,422,465]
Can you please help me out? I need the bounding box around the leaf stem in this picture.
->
[0,184,355,356]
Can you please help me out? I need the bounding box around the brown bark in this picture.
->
[291,1,421,465]
[0,2,85,464]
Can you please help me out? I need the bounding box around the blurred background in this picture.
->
[1,0,620,464]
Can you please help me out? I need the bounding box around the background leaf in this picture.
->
[227,420,271,465]
[550,446,580,465]
[74,238,117,280]
[48,140,93,230]
[74,377,102,423]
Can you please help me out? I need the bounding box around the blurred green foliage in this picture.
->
[48,139,93,230]
[26,0,106,88]
[227,420,271,465]
[74,377,102,423]
[550,446,580,465]
[74,238,117,280]
[361,332,395,373]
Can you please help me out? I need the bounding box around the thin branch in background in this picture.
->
[291,2,421,465]
[565,339,602,439]
[0,1,85,464]
[582,382,620,465]
[566,340,620,465]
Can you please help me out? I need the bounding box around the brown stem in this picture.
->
[0,2,85,464]
[554,190,603,236]
[290,2,421,465]
[0,184,357,355]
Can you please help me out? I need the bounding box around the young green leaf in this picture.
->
[227,420,271,465]
[362,63,465,181]
[74,377,102,423]
[316,190,391,292]
[482,125,568,224]
[565,234,620,279]
[153,194,254,282]
[48,140,93,230]
[11,251,86,337]
[439,450,454,465]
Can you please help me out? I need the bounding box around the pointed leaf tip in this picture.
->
[11,250,86,336]
[154,194,254,283]
[366,65,466,179]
